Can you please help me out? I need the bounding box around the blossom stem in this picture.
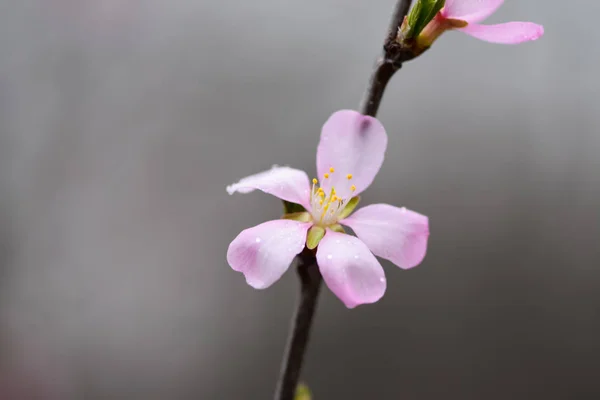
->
[274,256,322,400]
[274,1,413,398]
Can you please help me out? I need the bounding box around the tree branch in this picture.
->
[274,1,414,399]
[361,0,415,117]
[385,0,413,46]
[273,255,322,400]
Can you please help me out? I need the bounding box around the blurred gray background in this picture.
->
[0,0,599,399]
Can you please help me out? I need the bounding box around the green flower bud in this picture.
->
[402,0,446,39]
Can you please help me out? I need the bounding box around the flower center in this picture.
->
[309,167,356,227]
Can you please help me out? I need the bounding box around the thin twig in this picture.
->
[274,1,414,399]
[361,0,415,117]
[386,0,413,45]
[273,256,322,400]
[360,59,398,117]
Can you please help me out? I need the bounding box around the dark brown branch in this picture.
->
[273,1,414,399]
[361,0,416,117]
[273,256,322,400]
[360,59,398,117]
[385,0,413,46]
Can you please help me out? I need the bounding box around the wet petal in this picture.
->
[316,110,387,200]
[458,22,544,44]
[227,165,311,210]
[316,231,386,308]
[443,0,504,23]
[227,220,311,289]
[341,204,429,270]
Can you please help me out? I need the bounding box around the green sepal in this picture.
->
[282,212,312,222]
[405,0,445,39]
[295,383,312,400]
[338,196,360,220]
[306,226,325,250]
[282,200,306,214]
[329,224,346,234]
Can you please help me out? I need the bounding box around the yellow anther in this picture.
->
[319,200,324,205]
[312,178,318,184]
[347,174,353,180]
[324,173,329,179]
[350,185,356,192]
[319,191,325,198]
[323,204,329,211]
[318,187,324,193]
[329,167,335,173]
[332,195,338,202]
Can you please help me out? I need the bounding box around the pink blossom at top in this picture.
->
[440,0,544,44]
[226,110,430,308]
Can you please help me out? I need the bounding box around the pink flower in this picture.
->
[226,110,430,308]
[418,0,544,48]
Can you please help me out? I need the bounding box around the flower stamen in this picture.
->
[308,166,357,226]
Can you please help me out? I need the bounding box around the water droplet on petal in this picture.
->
[327,254,333,260]
[380,277,386,283]
[255,237,261,243]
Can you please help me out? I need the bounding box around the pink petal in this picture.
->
[227,220,311,289]
[442,0,504,23]
[227,165,311,210]
[341,204,429,270]
[316,231,386,308]
[316,110,387,200]
[458,22,544,44]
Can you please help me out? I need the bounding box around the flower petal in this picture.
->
[227,220,311,289]
[458,22,544,44]
[442,0,504,23]
[227,165,311,210]
[316,231,386,308]
[316,110,387,200]
[341,204,429,270]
